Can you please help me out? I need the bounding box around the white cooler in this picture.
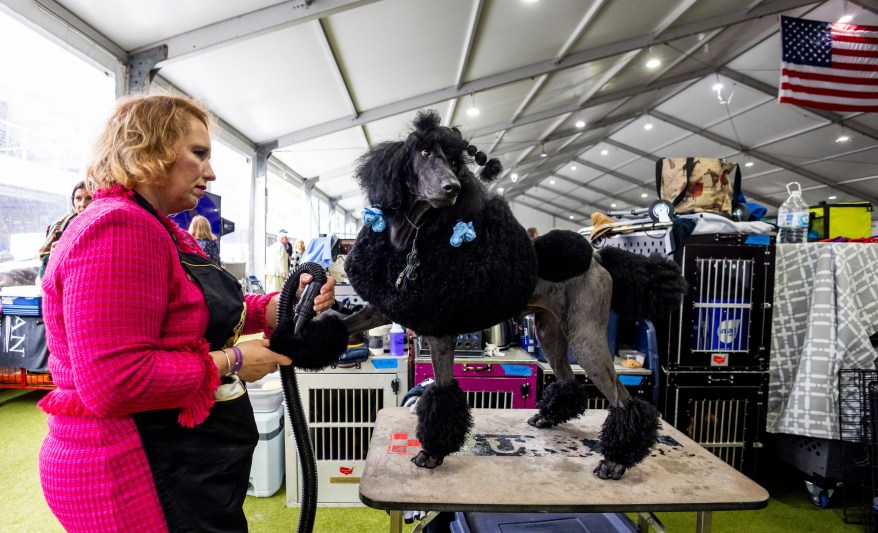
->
[247,379,285,497]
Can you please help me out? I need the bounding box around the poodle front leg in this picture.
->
[412,335,473,469]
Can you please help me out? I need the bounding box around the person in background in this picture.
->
[527,227,540,239]
[188,214,220,264]
[290,238,306,273]
[264,229,291,292]
[37,93,336,533]
[37,181,93,281]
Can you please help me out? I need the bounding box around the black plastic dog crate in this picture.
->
[666,233,776,372]
[662,371,768,477]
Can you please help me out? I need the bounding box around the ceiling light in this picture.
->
[575,120,586,128]
[570,165,577,171]
[550,178,556,185]
[643,120,653,131]
[466,93,479,117]
[523,0,539,3]
[744,161,754,167]
[569,215,574,220]
[712,83,724,92]
[497,187,504,194]
[540,144,548,157]
[838,15,853,23]
[601,149,608,156]
[610,202,617,208]
[828,195,838,200]
[646,58,661,69]
[836,133,850,143]
[641,193,649,198]
[510,173,519,182]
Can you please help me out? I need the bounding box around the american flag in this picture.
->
[779,15,878,112]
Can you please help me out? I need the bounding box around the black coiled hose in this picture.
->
[277,262,327,533]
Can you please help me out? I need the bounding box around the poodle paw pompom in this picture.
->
[269,313,348,370]
[594,460,627,480]
[534,380,589,426]
[597,396,660,474]
[414,379,473,464]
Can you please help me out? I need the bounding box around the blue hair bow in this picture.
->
[362,206,386,233]
[450,220,476,247]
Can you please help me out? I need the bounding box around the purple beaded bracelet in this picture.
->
[230,345,243,375]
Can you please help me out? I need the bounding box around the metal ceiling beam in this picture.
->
[719,67,878,142]
[488,0,609,153]
[849,0,878,15]
[267,0,818,146]
[511,196,582,223]
[523,188,592,217]
[651,110,878,205]
[131,0,379,66]
[514,192,593,223]
[443,0,486,126]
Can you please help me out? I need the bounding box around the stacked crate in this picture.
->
[660,233,776,478]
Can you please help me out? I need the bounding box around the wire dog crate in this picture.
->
[658,233,775,479]
[838,369,878,531]
[667,234,775,371]
[285,358,408,507]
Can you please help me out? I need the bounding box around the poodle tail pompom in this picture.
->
[599,397,660,467]
[597,246,687,321]
[480,158,502,182]
[534,229,592,282]
[269,313,349,370]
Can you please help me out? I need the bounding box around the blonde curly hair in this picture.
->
[87,93,213,190]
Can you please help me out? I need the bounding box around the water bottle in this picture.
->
[389,323,405,356]
[777,182,810,244]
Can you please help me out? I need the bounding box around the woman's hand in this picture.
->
[297,273,337,314]
[232,338,292,383]
[264,275,337,329]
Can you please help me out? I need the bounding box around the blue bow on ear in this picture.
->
[362,206,386,233]
[450,220,476,247]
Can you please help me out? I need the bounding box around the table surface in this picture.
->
[359,407,769,514]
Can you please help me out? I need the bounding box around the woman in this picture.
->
[37,181,93,280]
[290,238,306,272]
[188,214,220,264]
[38,93,336,532]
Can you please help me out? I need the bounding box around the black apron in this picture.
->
[131,193,257,533]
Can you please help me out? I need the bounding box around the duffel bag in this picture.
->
[655,157,741,215]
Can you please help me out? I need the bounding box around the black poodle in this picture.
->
[275,110,686,480]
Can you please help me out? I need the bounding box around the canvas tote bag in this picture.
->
[655,157,741,215]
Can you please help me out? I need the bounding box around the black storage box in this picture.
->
[450,511,638,533]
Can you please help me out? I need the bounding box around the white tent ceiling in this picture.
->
[18,0,878,225]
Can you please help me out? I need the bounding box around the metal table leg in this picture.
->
[389,510,403,533]
[695,511,712,533]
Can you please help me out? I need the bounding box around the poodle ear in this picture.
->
[354,140,408,207]
[413,109,441,132]
[479,158,502,182]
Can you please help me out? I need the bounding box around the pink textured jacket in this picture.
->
[38,186,274,532]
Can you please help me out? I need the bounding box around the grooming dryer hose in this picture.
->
[277,262,327,533]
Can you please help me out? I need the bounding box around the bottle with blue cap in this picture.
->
[777,182,809,244]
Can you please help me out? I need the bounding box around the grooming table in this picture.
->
[359,408,768,533]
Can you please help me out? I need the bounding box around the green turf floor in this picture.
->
[0,388,864,532]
